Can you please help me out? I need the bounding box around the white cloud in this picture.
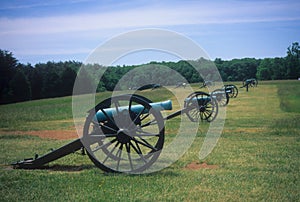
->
[1,0,299,36]
[0,0,299,62]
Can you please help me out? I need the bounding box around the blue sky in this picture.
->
[0,0,299,65]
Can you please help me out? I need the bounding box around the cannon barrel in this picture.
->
[94,100,172,122]
[212,89,226,94]
[185,97,211,103]
[211,91,226,99]
[183,97,212,111]
[224,86,234,93]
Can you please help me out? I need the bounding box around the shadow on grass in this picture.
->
[0,134,39,140]
[47,164,95,172]
[100,170,181,177]
[7,164,180,176]
[7,164,95,172]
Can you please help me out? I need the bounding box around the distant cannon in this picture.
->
[137,83,161,91]
[223,84,238,98]
[210,84,239,107]
[243,78,258,87]
[211,89,229,107]
[200,80,214,88]
[175,82,186,88]
[12,92,219,173]
[184,91,218,122]
[241,78,258,91]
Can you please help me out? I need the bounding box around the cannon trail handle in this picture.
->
[12,138,83,169]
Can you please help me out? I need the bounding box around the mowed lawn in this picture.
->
[0,80,299,201]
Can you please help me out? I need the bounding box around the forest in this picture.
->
[0,42,299,104]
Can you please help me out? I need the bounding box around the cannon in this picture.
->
[199,80,214,88]
[223,84,238,98]
[243,78,258,87]
[241,78,258,92]
[137,83,161,91]
[208,84,240,107]
[184,91,218,122]
[174,82,187,88]
[12,92,218,173]
[211,89,229,107]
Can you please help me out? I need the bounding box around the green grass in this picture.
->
[277,80,300,113]
[0,96,74,131]
[0,89,174,131]
[0,81,299,201]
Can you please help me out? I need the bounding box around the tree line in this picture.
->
[0,42,299,104]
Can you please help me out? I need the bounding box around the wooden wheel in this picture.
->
[184,91,218,122]
[82,94,165,173]
[251,78,258,87]
[224,84,238,98]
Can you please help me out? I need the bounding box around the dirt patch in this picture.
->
[223,127,267,134]
[185,161,218,170]
[0,130,79,140]
[27,130,79,140]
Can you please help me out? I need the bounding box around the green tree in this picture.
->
[285,42,300,79]
[271,57,285,80]
[256,58,272,80]
[0,50,18,103]
[60,67,77,96]
[29,69,43,99]
[8,69,31,103]
[73,67,95,95]
[43,72,60,98]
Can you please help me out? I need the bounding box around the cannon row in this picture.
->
[12,86,237,173]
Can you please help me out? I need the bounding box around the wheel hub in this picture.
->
[117,129,131,144]
[199,106,206,112]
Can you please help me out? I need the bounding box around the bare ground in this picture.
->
[185,161,219,170]
[0,129,78,140]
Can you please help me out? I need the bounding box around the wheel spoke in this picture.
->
[126,143,134,170]
[113,100,121,114]
[99,122,118,133]
[140,113,150,122]
[100,108,118,129]
[91,138,117,153]
[202,111,209,119]
[200,111,204,120]
[129,106,146,128]
[89,133,117,138]
[133,136,158,151]
[129,141,148,163]
[116,143,123,171]
[136,130,160,137]
[140,119,158,128]
[205,111,213,119]
[103,141,120,163]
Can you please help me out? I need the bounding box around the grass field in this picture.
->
[0,80,299,201]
